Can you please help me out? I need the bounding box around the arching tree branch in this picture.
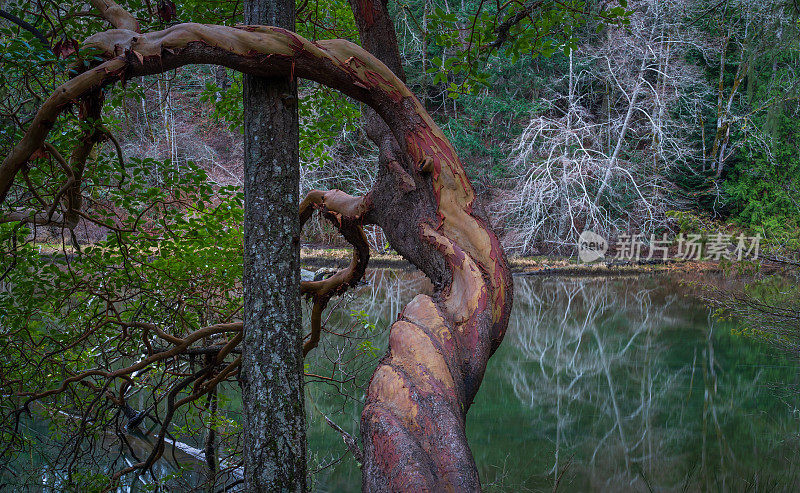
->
[0,21,513,490]
[89,0,140,32]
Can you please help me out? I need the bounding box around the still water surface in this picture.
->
[10,271,800,491]
[310,271,800,492]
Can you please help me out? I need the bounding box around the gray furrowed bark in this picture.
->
[240,0,306,490]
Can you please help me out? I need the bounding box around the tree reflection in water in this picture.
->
[503,275,800,491]
[7,272,799,491]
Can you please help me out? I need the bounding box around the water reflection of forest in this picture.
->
[498,275,800,491]
[9,272,799,492]
[314,271,800,491]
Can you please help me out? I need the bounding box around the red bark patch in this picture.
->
[30,147,48,160]
[355,0,378,28]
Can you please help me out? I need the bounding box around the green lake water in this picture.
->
[5,271,800,491]
[308,271,800,492]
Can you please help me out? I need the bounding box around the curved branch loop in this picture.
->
[0,23,513,490]
[299,189,371,356]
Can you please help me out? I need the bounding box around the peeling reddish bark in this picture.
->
[0,21,513,491]
[347,2,513,489]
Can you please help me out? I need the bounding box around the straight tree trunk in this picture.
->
[240,0,305,490]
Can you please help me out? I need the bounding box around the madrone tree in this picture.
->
[0,0,513,490]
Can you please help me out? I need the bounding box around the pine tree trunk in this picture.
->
[240,0,306,490]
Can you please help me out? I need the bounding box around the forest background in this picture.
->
[2,0,797,260]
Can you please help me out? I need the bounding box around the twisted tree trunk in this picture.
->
[344,1,513,489]
[0,21,513,491]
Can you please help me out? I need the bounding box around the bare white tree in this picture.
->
[494,0,709,254]
[508,277,683,488]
